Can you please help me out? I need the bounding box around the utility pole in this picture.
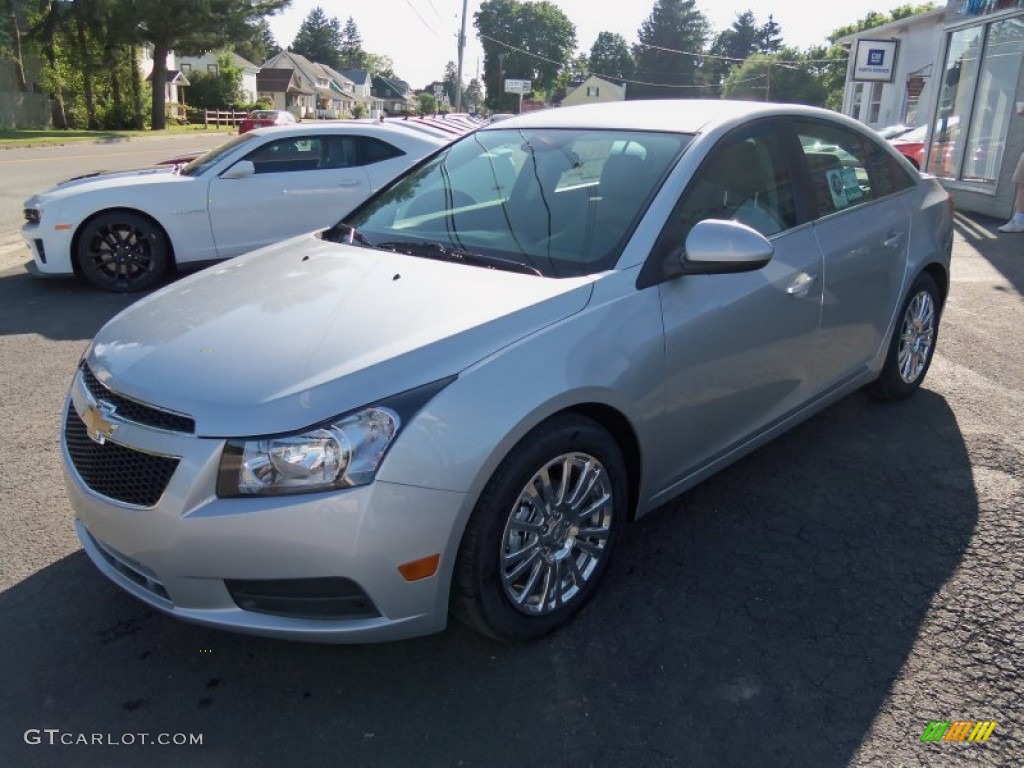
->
[454,0,468,111]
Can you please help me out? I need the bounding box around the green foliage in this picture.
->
[234,18,280,64]
[588,31,635,79]
[363,52,394,78]
[351,101,366,118]
[475,0,576,110]
[722,50,827,106]
[631,0,711,100]
[340,16,365,69]
[184,52,243,109]
[291,6,342,69]
[708,11,761,82]
[418,92,436,115]
[465,77,483,111]
[759,15,783,53]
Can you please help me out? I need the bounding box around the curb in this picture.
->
[0,130,234,151]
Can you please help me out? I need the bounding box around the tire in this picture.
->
[76,211,169,293]
[869,272,941,401]
[452,414,627,642]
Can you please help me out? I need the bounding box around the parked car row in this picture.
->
[54,100,954,644]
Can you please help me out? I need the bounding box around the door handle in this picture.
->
[883,232,903,248]
[786,272,816,298]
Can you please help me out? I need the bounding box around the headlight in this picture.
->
[216,377,454,497]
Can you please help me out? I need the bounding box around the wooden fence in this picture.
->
[200,109,249,127]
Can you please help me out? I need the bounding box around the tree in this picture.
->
[722,50,826,106]
[135,0,290,130]
[184,52,243,108]
[465,77,482,112]
[2,0,28,91]
[363,51,394,78]
[291,6,341,68]
[417,91,436,115]
[442,59,458,109]
[234,17,279,64]
[340,16,364,69]
[588,31,634,79]
[475,0,576,110]
[631,0,711,100]
[758,14,783,54]
[708,11,760,83]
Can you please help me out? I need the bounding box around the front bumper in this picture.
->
[62,377,467,643]
[22,220,75,276]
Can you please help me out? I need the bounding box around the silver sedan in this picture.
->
[63,100,953,642]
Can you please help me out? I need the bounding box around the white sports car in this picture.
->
[22,123,451,292]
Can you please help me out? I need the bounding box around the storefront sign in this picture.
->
[852,39,899,82]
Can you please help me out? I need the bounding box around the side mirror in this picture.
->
[220,160,255,180]
[679,219,774,275]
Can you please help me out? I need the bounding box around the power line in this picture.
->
[403,0,443,39]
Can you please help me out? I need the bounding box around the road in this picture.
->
[0,142,1021,767]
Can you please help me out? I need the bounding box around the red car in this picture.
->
[889,119,958,176]
[238,109,297,135]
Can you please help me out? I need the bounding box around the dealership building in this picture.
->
[840,0,1024,219]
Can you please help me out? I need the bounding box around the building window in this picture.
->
[868,81,883,124]
[851,83,865,121]
[587,86,600,97]
[931,17,1024,182]
[317,78,328,87]
[180,63,191,73]
[207,64,218,74]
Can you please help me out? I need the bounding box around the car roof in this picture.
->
[245,121,450,145]
[479,100,855,136]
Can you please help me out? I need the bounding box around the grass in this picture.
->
[0,123,238,147]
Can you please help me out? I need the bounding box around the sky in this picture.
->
[266,0,924,91]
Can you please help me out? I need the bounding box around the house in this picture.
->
[839,1,1024,220]
[261,51,324,118]
[139,44,186,108]
[372,75,417,115]
[560,75,625,107]
[177,51,261,103]
[256,68,313,115]
[338,69,385,117]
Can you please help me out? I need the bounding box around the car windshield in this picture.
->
[179,133,256,177]
[338,128,690,278]
[250,111,277,119]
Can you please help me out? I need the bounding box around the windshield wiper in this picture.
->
[323,223,375,247]
[374,240,542,276]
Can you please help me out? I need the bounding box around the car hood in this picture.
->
[27,166,187,204]
[86,235,594,436]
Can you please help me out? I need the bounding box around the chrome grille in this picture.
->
[80,362,195,434]
[64,403,179,507]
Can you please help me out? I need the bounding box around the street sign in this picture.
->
[504,79,531,94]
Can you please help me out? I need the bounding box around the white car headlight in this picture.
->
[217,378,454,497]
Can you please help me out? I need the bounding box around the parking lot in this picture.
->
[0,140,1021,767]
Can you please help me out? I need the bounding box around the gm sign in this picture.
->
[853,39,898,82]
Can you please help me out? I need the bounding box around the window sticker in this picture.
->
[826,168,849,209]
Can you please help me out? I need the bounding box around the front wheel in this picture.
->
[452,415,627,642]
[869,272,941,400]
[76,211,169,293]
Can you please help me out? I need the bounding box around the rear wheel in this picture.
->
[869,272,941,400]
[452,415,627,642]
[76,211,169,293]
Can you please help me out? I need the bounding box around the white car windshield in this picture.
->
[180,133,256,177]
[338,128,691,278]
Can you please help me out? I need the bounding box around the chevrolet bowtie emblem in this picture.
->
[82,396,118,444]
